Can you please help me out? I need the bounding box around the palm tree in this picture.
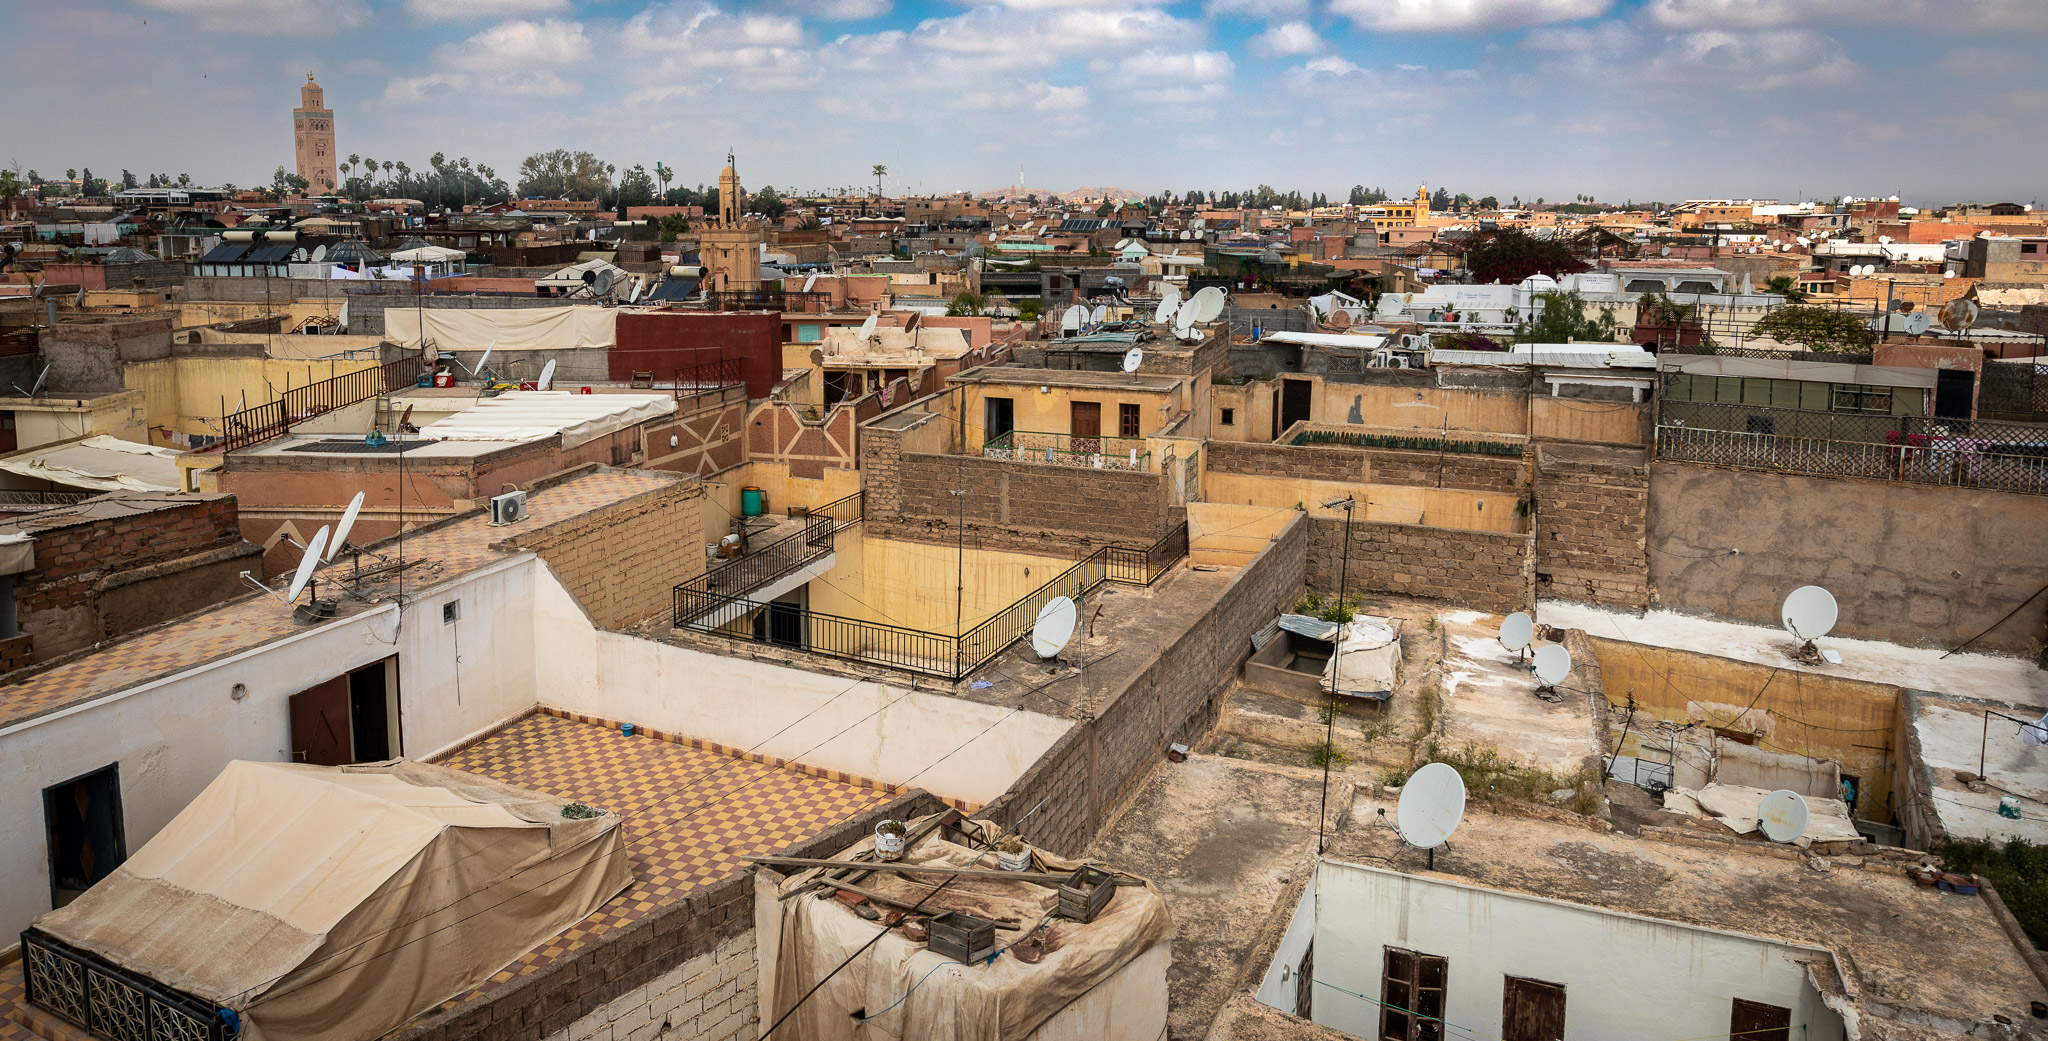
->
[655,162,672,200]
[1764,275,1809,304]
[872,164,886,198]
[430,152,445,209]
[457,157,472,210]
[394,161,409,194]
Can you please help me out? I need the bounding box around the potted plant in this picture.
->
[996,834,1032,872]
[874,819,908,862]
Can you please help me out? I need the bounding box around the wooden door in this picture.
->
[289,676,352,766]
[1730,999,1791,1041]
[1071,401,1101,454]
[1293,940,1314,1020]
[1280,378,1313,435]
[1502,977,1566,1041]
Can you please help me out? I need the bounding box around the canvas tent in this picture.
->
[26,760,630,1041]
[384,306,617,351]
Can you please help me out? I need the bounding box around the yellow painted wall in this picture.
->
[955,381,1182,448]
[3,392,150,448]
[1587,636,1898,818]
[1316,381,1530,436]
[179,299,343,329]
[1210,381,1275,442]
[808,535,1076,633]
[1201,472,1525,533]
[197,332,387,361]
[124,356,384,444]
[1188,502,1296,566]
[1530,396,1645,445]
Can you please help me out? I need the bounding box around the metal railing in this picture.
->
[1658,343,1873,365]
[1291,428,1525,457]
[0,490,96,506]
[221,356,421,452]
[1981,362,2048,420]
[982,430,1153,472]
[22,930,228,1041]
[1658,400,2048,496]
[671,519,1190,680]
[673,493,861,627]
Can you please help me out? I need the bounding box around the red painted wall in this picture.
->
[613,311,780,398]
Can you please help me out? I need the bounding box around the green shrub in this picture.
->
[1310,740,1351,769]
[1940,838,2048,949]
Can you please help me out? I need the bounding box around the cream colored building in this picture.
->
[699,154,763,291]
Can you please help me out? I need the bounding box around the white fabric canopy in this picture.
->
[420,391,675,449]
[0,435,181,492]
[1323,617,1401,699]
[385,307,617,351]
[387,245,466,263]
[536,257,629,289]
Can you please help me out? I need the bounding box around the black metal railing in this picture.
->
[671,519,1190,680]
[673,493,862,627]
[0,490,96,506]
[982,430,1153,471]
[221,356,422,452]
[700,289,833,312]
[1657,343,1874,365]
[23,930,229,1041]
[1658,400,2048,495]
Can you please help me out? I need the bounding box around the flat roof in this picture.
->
[1907,689,2048,845]
[949,367,1183,393]
[0,491,227,536]
[0,470,675,731]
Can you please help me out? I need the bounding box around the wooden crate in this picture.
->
[928,911,997,963]
[1057,866,1115,923]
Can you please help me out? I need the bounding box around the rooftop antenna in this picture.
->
[1121,347,1143,373]
[1758,789,1811,843]
[1031,595,1077,660]
[1497,611,1533,661]
[536,358,558,391]
[241,525,335,624]
[1395,762,1467,869]
[1533,644,1572,691]
[11,363,50,400]
[1781,584,1838,663]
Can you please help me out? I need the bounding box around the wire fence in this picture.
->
[1656,344,1874,365]
[1981,361,2048,420]
[981,430,1153,472]
[1658,400,2048,495]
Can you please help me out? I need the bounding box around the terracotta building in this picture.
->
[698,153,763,291]
[292,73,336,194]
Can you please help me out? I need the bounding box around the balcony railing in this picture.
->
[672,493,860,628]
[1657,400,2048,496]
[982,430,1152,472]
[221,356,422,452]
[672,520,1190,680]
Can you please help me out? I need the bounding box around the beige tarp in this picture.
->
[31,760,630,1041]
[767,816,1172,1041]
[385,307,617,351]
[419,391,675,449]
[1664,783,1865,847]
[1323,617,1400,699]
[0,435,181,492]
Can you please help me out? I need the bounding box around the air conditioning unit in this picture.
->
[489,490,528,526]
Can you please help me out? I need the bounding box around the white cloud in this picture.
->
[1330,0,1610,32]
[909,5,1199,72]
[1645,0,2048,31]
[401,0,571,21]
[442,18,593,69]
[1107,49,1236,104]
[1203,0,1312,17]
[135,0,369,34]
[1519,19,1638,51]
[770,0,893,16]
[1653,29,1854,90]
[1252,21,1324,56]
[1032,83,1091,111]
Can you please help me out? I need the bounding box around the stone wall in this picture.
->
[1307,516,1534,615]
[1534,444,1650,608]
[981,516,1307,856]
[1205,437,1527,493]
[507,474,703,629]
[869,446,1177,554]
[1649,461,2048,655]
[41,314,175,393]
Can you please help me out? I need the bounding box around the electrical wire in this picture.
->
[857,910,1058,1023]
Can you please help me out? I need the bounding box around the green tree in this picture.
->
[798,216,822,231]
[266,165,309,201]
[65,168,76,181]
[1763,275,1809,303]
[1478,195,1499,209]
[1014,298,1043,322]
[1467,228,1590,284]
[945,291,988,317]
[0,170,21,206]
[751,184,786,220]
[655,162,672,199]
[1514,290,1620,344]
[515,149,610,200]
[872,163,887,197]
[658,213,691,242]
[616,164,659,210]
[1753,305,1877,353]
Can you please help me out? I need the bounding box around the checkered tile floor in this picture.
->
[432,712,891,1001]
[0,471,672,731]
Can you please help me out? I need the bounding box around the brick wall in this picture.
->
[1534,444,1650,608]
[1307,516,1534,615]
[391,791,941,1041]
[875,452,1176,555]
[1205,438,1527,493]
[1207,439,1362,482]
[981,516,1307,856]
[508,476,704,629]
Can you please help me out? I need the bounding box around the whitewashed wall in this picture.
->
[1309,860,1845,1041]
[1254,871,1318,1015]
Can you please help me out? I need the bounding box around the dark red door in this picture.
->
[1071,401,1101,455]
[1731,999,1791,1041]
[289,677,352,766]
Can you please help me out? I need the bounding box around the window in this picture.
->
[443,600,461,624]
[1830,385,1893,415]
[1119,402,1141,438]
[1379,947,1447,1041]
[1221,407,1236,426]
[2023,244,2039,255]
[45,764,126,908]
[1730,999,1791,1041]
[1503,978,1567,1041]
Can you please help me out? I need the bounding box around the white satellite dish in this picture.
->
[1089,304,1106,324]
[1660,245,1672,257]
[326,492,365,561]
[1498,611,1533,652]
[287,526,331,602]
[857,312,880,342]
[1030,596,1077,659]
[1122,347,1143,373]
[1796,236,1810,246]
[802,271,819,293]
[1160,282,1182,308]
[1879,235,1892,244]
[1060,305,1086,333]
[537,358,557,391]
[1395,762,1466,849]
[1758,790,1810,843]
[1533,644,1572,687]
[1152,296,1176,323]
[476,342,494,376]
[628,277,645,304]
[1780,585,1838,642]
[1191,286,1227,323]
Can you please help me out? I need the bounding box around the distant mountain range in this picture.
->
[976,185,1145,204]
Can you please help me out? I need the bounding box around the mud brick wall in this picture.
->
[982,515,1307,857]
[1534,444,1650,608]
[878,451,1176,554]
[1205,438,1527,493]
[507,476,703,629]
[1207,439,1362,482]
[1308,516,1534,615]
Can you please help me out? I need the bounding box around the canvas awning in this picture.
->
[385,307,617,351]
[1323,617,1401,700]
[29,760,630,1041]
[387,245,465,263]
[419,390,675,449]
[0,435,182,492]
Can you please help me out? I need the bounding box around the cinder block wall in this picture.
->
[1534,444,1650,608]
[1307,516,1535,616]
[509,476,704,629]
[1206,438,1528,493]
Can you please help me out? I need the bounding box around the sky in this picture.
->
[3,0,2045,206]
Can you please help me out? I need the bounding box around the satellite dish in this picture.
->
[1060,305,1086,333]
[1878,235,1892,244]
[1906,311,1931,335]
[1780,585,1838,642]
[1758,790,1810,844]
[326,492,365,561]
[1497,612,1533,652]
[1796,236,1810,246]
[1152,296,1176,323]
[1533,644,1572,687]
[1395,762,1466,849]
[287,526,331,602]
[1938,298,1979,332]
[1660,245,1672,257]
[628,277,645,304]
[1192,286,1226,322]
[1031,596,1077,659]
[1160,283,1182,308]
[802,271,819,293]
[1122,347,1143,373]
[475,341,494,376]
[856,312,879,342]
[537,358,557,391]
[591,268,617,297]
[310,244,328,262]
[1090,304,1107,324]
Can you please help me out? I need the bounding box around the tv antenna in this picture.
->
[1758,789,1810,844]
[1395,762,1467,869]
[1031,596,1077,660]
[1780,585,1837,664]
[1532,644,1572,692]
[11,363,50,400]
[1121,347,1143,373]
[1497,611,1533,660]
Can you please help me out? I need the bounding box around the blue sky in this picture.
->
[4,0,2044,205]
